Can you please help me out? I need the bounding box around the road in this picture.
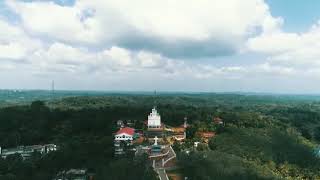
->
[163,146,176,165]
[153,146,177,180]
[157,169,169,180]
[153,146,176,168]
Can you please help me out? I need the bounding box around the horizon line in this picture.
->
[1,88,320,96]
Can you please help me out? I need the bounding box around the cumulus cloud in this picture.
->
[6,0,281,58]
[176,63,297,80]
[247,20,320,67]
[0,19,41,60]
[6,0,100,44]
[11,39,296,82]
[3,0,320,92]
[0,42,28,59]
[31,43,93,65]
[23,42,174,75]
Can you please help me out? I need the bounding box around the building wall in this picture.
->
[1,144,57,159]
[115,133,133,141]
[148,108,161,128]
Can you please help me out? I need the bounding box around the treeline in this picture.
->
[174,98,320,179]
[1,94,320,179]
[0,100,157,180]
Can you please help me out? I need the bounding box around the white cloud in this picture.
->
[247,21,320,67]
[6,0,100,44]
[136,51,168,68]
[100,47,133,67]
[0,42,28,59]
[3,0,320,92]
[0,19,41,60]
[196,62,295,79]
[0,19,24,43]
[31,42,93,65]
[6,0,281,58]
[24,42,172,75]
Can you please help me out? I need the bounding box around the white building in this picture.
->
[114,127,135,141]
[0,144,58,159]
[147,107,161,129]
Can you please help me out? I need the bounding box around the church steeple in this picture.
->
[147,107,161,129]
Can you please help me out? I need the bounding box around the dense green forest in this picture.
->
[1,93,320,179]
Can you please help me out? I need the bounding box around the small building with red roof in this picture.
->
[115,127,135,141]
[196,131,216,139]
[213,117,223,125]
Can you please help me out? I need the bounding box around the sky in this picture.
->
[1,0,320,93]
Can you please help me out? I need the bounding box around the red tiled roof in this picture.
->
[171,127,185,133]
[116,127,135,136]
[197,132,215,138]
[213,117,223,123]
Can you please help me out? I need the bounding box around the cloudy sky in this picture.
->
[1,0,320,93]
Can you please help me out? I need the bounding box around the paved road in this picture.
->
[153,146,177,180]
[153,146,176,168]
[163,146,176,164]
[157,169,169,180]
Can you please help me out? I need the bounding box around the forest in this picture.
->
[0,93,320,179]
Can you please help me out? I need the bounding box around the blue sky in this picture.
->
[267,0,320,32]
[1,0,320,93]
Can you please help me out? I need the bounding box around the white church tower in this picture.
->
[147,107,161,129]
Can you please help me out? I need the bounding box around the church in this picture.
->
[146,107,164,141]
[147,107,162,129]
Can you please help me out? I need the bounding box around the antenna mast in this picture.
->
[51,80,55,95]
[154,90,157,108]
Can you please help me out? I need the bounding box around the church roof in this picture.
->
[116,127,135,136]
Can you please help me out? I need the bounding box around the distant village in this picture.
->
[0,144,57,159]
[0,140,95,180]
